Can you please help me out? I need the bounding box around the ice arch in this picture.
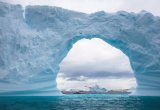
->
[0,2,160,95]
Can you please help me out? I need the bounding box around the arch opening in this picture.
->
[57,38,137,94]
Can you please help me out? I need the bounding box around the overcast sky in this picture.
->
[2,0,158,90]
[60,38,133,79]
[2,0,160,16]
[58,38,136,90]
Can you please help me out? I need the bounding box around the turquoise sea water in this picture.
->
[0,94,160,110]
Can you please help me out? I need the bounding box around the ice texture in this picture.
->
[0,2,160,96]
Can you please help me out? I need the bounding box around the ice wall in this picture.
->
[0,2,160,96]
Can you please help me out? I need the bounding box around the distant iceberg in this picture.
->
[0,2,160,96]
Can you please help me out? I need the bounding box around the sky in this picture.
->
[2,0,160,16]
[2,0,158,90]
[57,38,136,90]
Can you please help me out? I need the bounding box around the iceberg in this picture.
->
[0,2,160,96]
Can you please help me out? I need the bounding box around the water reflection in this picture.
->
[0,94,160,110]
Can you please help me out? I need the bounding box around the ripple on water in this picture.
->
[0,94,160,110]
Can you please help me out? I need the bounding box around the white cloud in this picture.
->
[58,38,136,89]
[57,74,136,90]
[60,38,133,79]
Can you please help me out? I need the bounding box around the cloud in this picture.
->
[59,71,134,82]
[57,75,136,90]
[59,38,134,80]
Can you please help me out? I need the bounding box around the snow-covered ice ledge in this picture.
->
[0,2,160,96]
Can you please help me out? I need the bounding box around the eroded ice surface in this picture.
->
[0,2,160,95]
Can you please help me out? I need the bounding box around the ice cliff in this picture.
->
[0,2,160,96]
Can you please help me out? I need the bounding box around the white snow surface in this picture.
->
[0,2,160,95]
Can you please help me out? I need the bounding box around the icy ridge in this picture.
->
[0,2,160,95]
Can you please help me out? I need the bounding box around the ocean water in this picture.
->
[0,94,160,110]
